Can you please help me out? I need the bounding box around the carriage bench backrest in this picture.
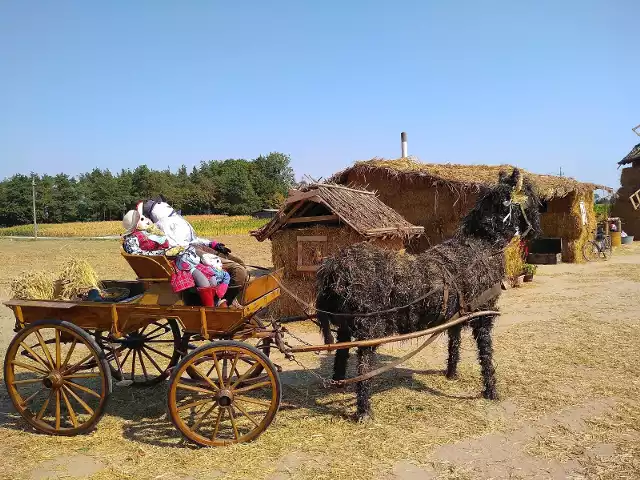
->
[121,249,173,281]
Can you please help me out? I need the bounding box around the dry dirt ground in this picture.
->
[0,237,639,480]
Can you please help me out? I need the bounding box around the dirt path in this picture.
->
[0,239,638,480]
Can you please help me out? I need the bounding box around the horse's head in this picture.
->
[461,168,541,247]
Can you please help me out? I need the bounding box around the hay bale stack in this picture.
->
[269,225,403,317]
[11,272,56,300]
[612,166,640,237]
[57,259,102,299]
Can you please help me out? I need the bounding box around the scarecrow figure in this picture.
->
[141,197,247,304]
[122,205,170,255]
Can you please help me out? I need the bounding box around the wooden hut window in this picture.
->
[297,235,327,272]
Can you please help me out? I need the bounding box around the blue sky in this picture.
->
[0,1,638,190]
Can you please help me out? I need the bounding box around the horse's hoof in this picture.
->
[445,372,458,380]
[355,412,373,423]
[482,389,498,400]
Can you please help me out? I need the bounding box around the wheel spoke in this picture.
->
[55,330,61,368]
[62,385,95,415]
[11,377,44,385]
[144,345,172,360]
[142,324,168,339]
[230,363,260,388]
[55,390,61,429]
[186,364,220,392]
[227,353,240,385]
[145,339,176,344]
[19,342,50,371]
[34,331,55,369]
[60,339,77,370]
[140,347,164,375]
[177,397,215,412]
[131,347,137,380]
[61,389,78,428]
[120,347,133,369]
[235,395,272,407]
[11,360,49,375]
[63,373,101,379]
[36,391,53,420]
[234,402,259,427]
[213,353,224,388]
[176,382,217,395]
[229,408,239,440]
[64,352,95,375]
[192,403,217,432]
[211,408,224,441]
[138,351,149,382]
[21,387,44,407]
[234,380,272,395]
[64,380,101,399]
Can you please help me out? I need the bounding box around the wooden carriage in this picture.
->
[3,251,283,446]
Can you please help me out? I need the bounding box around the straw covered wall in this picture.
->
[269,224,403,316]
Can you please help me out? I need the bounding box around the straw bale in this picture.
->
[11,272,56,300]
[611,198,640,237]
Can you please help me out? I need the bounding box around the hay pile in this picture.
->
[612,166,640,237]
[10,272,56,300]
[11,259,102,300]
[504,237,524,286]
[270,224,403,316]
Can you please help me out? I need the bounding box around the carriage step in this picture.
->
[115,380,134,387]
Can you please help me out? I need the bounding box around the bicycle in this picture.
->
[582,229,612,262]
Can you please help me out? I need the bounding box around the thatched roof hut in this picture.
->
[617,143,640,167]
[331,158,611,262]
[252,183,423,315]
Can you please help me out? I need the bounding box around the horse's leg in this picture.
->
[355,346,375,421]
[471,315,498,400]
[333,326,351,381]
[445,323,463,379]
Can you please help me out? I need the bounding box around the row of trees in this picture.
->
[0,153,295,226]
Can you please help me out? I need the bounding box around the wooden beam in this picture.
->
[285,214,339,225]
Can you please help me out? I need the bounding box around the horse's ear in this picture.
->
[506,168,523,191]
[498,170,509,184]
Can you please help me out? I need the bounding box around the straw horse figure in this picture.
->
[316,169,540,421]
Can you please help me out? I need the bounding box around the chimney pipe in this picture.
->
[401,132,408,157]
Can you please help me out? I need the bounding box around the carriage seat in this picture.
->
[121,249,174,281]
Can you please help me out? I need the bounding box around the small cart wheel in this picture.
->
[95,318,181,386]
[4,319,111,435]
[168,340,281,446]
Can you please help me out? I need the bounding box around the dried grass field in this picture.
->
[0,215,268,238]
[0,237,639,480]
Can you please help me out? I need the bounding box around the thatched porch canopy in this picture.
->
[330,158,612,200]
[252,183,424,241]
[618,143,640,166]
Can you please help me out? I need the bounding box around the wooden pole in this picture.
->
[32,177,37,239]
[401,131,408,158]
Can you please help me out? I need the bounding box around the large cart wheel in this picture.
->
[95,318,181,387]
[4,320,111,435]
[168,340,281,446]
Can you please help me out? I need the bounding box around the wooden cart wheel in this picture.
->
[168,340,281,446]
[4,319,111,435]
[95,318,181,387]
